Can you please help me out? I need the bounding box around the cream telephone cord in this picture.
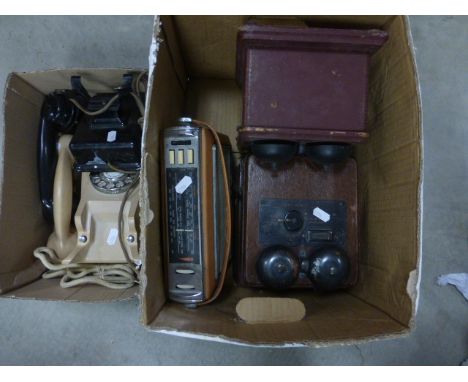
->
[33,181,140,289]
[68,70,147,117]
[69,93,145,119]
[33,247,136,289]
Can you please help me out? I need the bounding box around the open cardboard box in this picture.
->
[0,15,422,347]
[139,15,422,346]
[0,69,144,302]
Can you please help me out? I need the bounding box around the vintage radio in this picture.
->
[235,155,358,291]
[236,22,388,159]
[162,118,232,306]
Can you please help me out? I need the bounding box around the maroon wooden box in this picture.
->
[236,23,388,148]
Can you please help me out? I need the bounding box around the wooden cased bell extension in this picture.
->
[236,22,388,149]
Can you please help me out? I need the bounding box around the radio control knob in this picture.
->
[283,210,304,232]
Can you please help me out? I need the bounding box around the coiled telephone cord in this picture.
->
[33,176,141,289]
[33,247,138,290]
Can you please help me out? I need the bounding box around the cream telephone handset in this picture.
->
[46,134,76,258]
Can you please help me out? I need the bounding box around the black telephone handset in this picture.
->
[38,77,88,223]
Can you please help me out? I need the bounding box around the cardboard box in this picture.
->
[0,15,422,347]
[139,15,422,346]
[0,69,143,302]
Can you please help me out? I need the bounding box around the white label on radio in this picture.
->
[175,175,192,194]
[107,130,117,142]
[107,228,119,245]
[313,207,331,223]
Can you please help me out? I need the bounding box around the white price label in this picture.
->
[175,176,193,194]
[106,228,119,245]
[313,207,331,223]
[107,130,117,142]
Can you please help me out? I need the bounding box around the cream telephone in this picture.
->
[34,73,145,289]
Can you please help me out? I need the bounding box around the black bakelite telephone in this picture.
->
[38,74,142,224]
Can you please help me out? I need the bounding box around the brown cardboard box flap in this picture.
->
[0,260,44,295]
[4,278,137,302]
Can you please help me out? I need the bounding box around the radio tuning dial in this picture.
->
[283,210,304,232]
